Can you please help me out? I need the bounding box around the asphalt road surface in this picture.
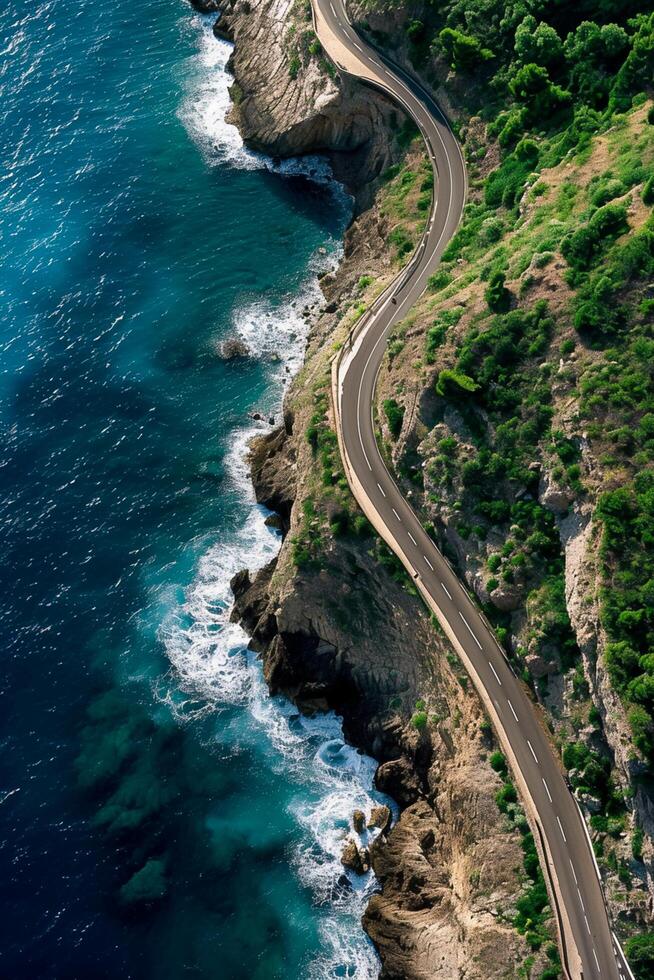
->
[312,1,635,977]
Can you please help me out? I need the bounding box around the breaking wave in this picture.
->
[162,13,384,979]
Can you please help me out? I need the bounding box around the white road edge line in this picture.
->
[542,778,553,803]
[527,739,538,763]
[459,611,483,650]
[557,816,567,843]
[441,581,452,600]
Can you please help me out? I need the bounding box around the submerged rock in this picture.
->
[119,858,167,906]
[219,337,250,360]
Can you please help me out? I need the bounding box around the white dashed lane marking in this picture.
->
[392,508,401,522]
[570,859,578,885]
[408,531,417,546]
[424,555,434,571]
[527,739,538,763]
[557,816,567,843]
[459,612,483,650]
[377,483,386,498]
[507,699,519,722]
[488,661,502,686]
[542,778,553,803]
[441,581,452,600]
[593,949,601,972]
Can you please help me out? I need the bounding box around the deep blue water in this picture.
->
[0,2,388,977]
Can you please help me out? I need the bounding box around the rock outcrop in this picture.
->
[212,0,399,207]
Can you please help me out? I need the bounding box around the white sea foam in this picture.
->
[163,14,383,979]
[180,13,342,186]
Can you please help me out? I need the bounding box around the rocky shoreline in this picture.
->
[184,0,563,975]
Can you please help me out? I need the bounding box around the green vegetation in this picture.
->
[492,751,554,950]
[383,398,405,438]
[485,269,511,312]
[625,932,654,979]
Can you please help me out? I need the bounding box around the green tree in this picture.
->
[611,12,654,111]
[509,63,571,121]
[439,28,493,72]
[625,930,654,979]
[514,16,563,68]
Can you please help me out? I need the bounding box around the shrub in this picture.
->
[562,203,629,271]
[436,369,479,397]
[489,750,507,774]
[509,63,571,122]
[624,931,654,978]
[428,269,452,291]
[643,175,654,207]
[496,781,517,812]
[485,270,511,312]
[412,710,428,731]
[288,55,301,80]
[389,225,413,258]
[383,398,404,439]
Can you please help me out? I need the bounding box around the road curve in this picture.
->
[311,1,634,977]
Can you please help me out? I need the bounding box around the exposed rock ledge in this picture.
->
[208,0,400,209]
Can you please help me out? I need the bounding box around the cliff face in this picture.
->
[212,0,397,207]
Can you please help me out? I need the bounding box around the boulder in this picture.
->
[341,839,370,875]
[353,809,366,833]
[375,757,422,807]
[489,584,522,612]
[219,337,250,360]
[368,804,392,835]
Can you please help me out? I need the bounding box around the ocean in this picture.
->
[0,1,389,977]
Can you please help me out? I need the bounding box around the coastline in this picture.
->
[190,1,553,976]
[174,9,401,978]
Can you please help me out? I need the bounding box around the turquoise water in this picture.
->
[0,1,389,976]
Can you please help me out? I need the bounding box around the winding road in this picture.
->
[310,1,635,977]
